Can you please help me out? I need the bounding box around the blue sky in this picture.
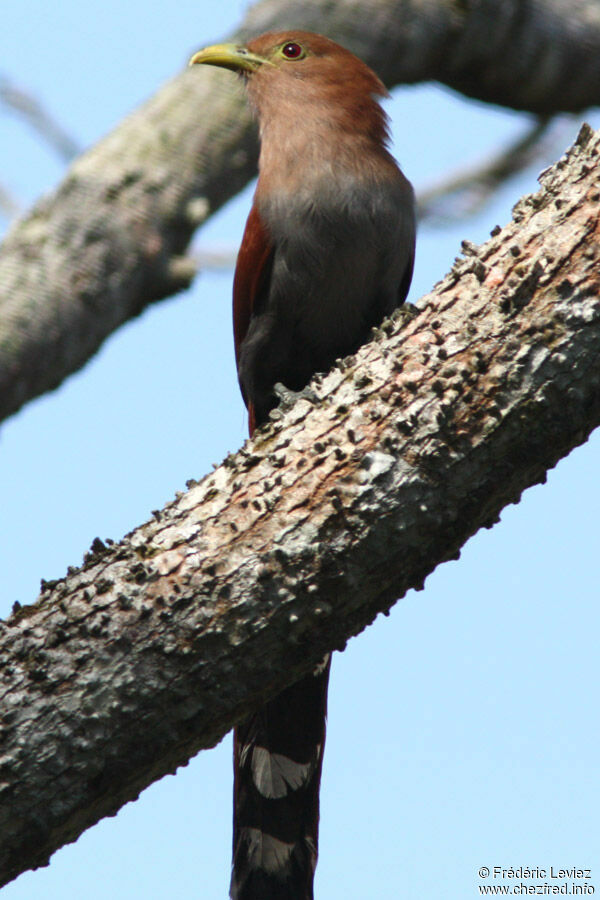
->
[1,2,599,898]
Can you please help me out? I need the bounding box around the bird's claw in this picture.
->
[273,382,319,412]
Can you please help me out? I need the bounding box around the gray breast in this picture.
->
[263,175,414,356]
[239,173,415,424]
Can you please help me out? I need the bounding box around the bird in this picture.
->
[190,30,415,900]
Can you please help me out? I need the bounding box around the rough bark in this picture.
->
[1,0,599,423]
[1,124,599,887]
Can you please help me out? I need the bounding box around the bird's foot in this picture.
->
[272,382,320,415]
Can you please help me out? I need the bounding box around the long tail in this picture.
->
[230,654,331,900]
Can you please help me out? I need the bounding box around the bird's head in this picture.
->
[189,31,389,127]
[190,31,395,186]
[190,31,384,87]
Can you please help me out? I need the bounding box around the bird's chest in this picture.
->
[259,185,390,350]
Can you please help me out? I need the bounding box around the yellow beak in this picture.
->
[188,42,268,73]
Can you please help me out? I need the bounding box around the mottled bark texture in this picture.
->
[1,124,599,886]
[1,0,599,422]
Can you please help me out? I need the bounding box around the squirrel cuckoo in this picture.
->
[190,31,415,899]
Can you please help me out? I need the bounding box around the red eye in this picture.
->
[282,42,303,59]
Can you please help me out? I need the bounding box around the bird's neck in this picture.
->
[249,77,396,198]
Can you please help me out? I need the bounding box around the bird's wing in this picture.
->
[233,204,274,433]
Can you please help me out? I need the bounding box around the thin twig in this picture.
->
[0,75,81,162]
[416,116,559,224]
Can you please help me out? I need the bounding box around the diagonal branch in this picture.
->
[1,124,599,887]
[1,0,599,424]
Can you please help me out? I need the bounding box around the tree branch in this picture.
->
[1,0,598,424]
[1,123,599,887]
[235,0,600,113]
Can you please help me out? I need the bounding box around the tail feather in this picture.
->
[231,655,331,900]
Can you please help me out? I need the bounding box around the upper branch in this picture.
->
[1,124,599,886]
[1,0,599,423]
[241,0,600,114]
